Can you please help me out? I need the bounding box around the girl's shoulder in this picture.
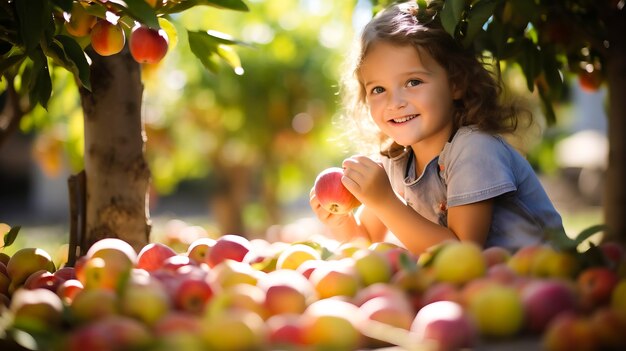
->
[446,125,508,154]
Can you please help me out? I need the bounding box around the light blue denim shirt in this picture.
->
[382,126,564,251]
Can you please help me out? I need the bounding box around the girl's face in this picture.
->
[359,42,461,151]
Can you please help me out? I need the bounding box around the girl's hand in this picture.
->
[309,187,355,229]
[341,155,395,209]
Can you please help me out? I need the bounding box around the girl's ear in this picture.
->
[451,83,464,100]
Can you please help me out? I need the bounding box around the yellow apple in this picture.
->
[300,299,362,350]
[467,283,525,338]
[202,309,268,350]
[431,241,487,285]
[275,243,321,270]
[309,260,359,299]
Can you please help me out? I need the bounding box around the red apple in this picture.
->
[521,279,578,333]
[599,241,624,267]
[90,19,125,56]
[137,242,177,272]
[266,313,305,347]
[207,234,252,267]
[410,300,478,351]
[313,167,360,214]
[67,316,152,351]
[589,307,626,349]
[482,246,512,267]
[23,269,64,292]
[576,266,619,311]
[258,269,316,316]
[542,312,597,351]
[129,25,169,64]
[53,266,76,281]
[154,311,203,336]
[173,277,214,315]
[56,279,83,305]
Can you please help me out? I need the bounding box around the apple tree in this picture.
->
[0,0,249,257]
[372,0,625,245]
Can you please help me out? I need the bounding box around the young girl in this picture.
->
[309,0,564,254]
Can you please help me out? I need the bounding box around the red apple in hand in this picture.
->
[314,167,360,215]
[130,25,168,64]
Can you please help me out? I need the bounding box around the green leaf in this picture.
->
[55,35,92,91]
[164,0,249,15]
[216,44,244,75]
[188,31,220,73]
[2,225,21,249]
[537,83,556,125]
[398,251,417,272]
[461,0,500,48]
[205,30,250,47]
[544,227,577,251]
[574,224,607,246]
[15,0,50,53]
[516,39,541,92]
[440,0,466,37]
[28,49,52,109]
[0,54,25,77]
[201,0,249,11]
[51,0,74,13]
[108,0,160,29]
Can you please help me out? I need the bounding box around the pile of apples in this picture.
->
[1,222,626,351]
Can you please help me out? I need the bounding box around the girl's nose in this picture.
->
[387,92,407,110]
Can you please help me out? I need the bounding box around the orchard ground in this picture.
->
[0,172,604,258]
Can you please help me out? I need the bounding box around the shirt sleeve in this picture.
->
[440,131,517,207]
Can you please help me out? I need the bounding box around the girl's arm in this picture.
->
[342,155,494,254]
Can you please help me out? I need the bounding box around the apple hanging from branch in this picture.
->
[129,25,169,64]
[314,167,360,215]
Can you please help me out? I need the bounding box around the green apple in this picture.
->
[70,288,118,322]
[352,249,393,286]
[120,273,170,326]
[10,288,63,333]
[7,247,56,293]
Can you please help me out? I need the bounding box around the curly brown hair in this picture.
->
[339,0,530,157]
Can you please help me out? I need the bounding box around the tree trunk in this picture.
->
[78,49,151,253]
[209,160,250,236]
[604,8,626,246]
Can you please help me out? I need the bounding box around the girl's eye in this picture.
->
[407,79,422,87]
[370,86,385,95]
